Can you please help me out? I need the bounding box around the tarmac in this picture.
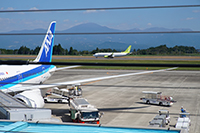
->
[44,69,200,133]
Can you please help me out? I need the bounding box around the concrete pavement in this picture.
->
[44,69,200,132]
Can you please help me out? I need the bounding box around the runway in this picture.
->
[44,69,200,132]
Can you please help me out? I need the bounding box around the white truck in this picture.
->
[69,98,103,124]
[140,91,174,106]
[44,97,68,103]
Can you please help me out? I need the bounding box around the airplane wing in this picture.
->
[54,65,81,72]
[6,67,177,92]
[44,67,177,87]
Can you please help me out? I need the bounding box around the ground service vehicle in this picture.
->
[69,98,102,124]
[44,97,68,103]
[140,91,173,106]
[44,85,82,103]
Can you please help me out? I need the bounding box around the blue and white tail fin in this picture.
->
[34,21,56,62]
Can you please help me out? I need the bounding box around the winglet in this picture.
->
[34,21,56,62]
[122,45,131,53]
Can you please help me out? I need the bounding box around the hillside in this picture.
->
[0,23,199,51]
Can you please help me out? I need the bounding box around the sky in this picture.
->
[0,0,200,32]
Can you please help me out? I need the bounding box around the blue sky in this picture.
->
[0,0,200,32]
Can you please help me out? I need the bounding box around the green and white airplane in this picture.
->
[93,45,132,58]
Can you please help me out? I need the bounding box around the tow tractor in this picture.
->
[69,98,103,124]
[140,91,174,106]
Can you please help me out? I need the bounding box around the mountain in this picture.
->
[62,23,119,33]
[0,23,199,51]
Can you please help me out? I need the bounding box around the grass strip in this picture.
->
[53,59,200,70]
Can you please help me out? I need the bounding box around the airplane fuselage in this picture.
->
[0,65,56,92]
[93,52,128,58]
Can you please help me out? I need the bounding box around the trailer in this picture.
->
[140,91,173,106]
[175,112,191,133]
[69,98,103,124]
[44,97,68,103]
[149,110,171,127]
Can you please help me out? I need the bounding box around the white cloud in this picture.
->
[83,9,105,14]
[8,45,17,48]
[0,17,10,22]
[63,19,69,22]
[7,7,14,10]
[29,7,38,10]
[147,23,152,26]
[83,10,97,14]
[193,10,200,13]
[67,22,85,29]
[186,17,194,20]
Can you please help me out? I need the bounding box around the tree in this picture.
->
[133,49,136,55]
[53,44,64,55]
[69,47,74,55]
[33,46,40,55]
[64,49,68,55]
[18,46,31,55]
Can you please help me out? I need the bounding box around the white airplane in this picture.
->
[0,21,177,109]
[93,45,132,58]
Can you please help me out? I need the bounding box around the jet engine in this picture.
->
[14,89,45,108]
[104,54,114,58]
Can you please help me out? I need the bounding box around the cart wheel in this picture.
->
[44,99,47,103]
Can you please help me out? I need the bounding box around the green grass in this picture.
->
[53,59,200,70]
[52,59,200,64]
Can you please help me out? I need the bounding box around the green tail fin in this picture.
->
[122,45,131,53]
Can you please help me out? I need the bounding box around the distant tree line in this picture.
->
[0,44,199,55]
[134,45,199,55]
